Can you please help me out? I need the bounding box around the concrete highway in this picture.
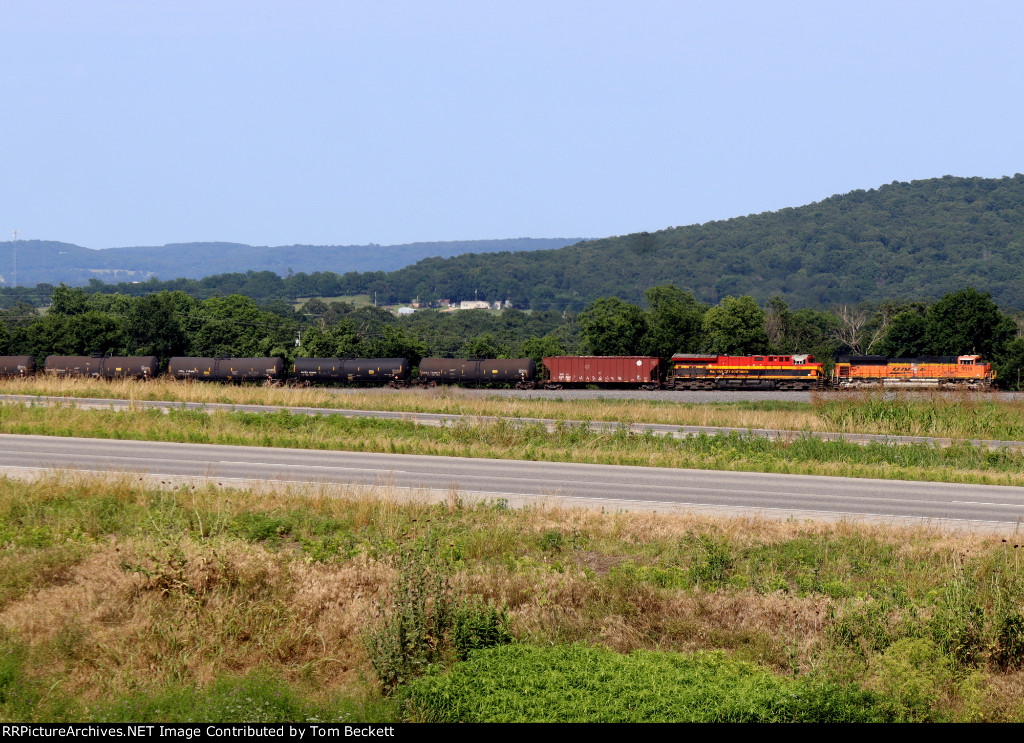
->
[1,394,1022,450]
[1,433,1023,532]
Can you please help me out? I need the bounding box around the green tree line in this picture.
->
[1,284,1022,388]
[274,175,1024,311]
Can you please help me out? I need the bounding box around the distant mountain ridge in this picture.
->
[0,238,583,288]
[326,175,1024,311]
[8,176,1024,312]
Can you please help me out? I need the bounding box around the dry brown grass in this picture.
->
[458,563,835,671]
[0,538,395,698]
[969,672,1024,721]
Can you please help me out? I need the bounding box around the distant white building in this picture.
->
[397,306,416,315]
[459,300,491,310]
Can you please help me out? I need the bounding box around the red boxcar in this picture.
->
[542,356,660,389]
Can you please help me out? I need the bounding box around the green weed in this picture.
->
[364,541,512,692]
[0,635,42,720]
[865,638,952,722]
[228,512,294,546]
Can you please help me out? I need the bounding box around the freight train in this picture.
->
[0,352,998,390]
[168,357,286,382]
[0,356,35,377]
[45,355,160,379]
[419,358,534,386]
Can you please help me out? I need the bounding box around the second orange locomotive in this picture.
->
[833,355,995,389]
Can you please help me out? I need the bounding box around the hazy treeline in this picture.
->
[0,284,1022,388]
[0,270,356,306]
[2,176,1023,314]
[0,238,582,289]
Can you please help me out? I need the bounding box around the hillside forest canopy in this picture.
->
[2,175,1024,313]
[1,284,1023,389]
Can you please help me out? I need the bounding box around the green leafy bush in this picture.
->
[403,644,897,722]
[538,530,564,553]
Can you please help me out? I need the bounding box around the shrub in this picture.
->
[228,512,293,545]
[538,530,564,553]
[365,545,453,691]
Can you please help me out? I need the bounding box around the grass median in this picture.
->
[1,402,1024,486]
[4,376,1024,439]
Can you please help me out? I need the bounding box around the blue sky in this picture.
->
[2,1,1022,249]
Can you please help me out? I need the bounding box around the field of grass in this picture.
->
[3,473,1024,722]
[2,403,1024,486]
[293,295,373,310]
[4,377,1024,441]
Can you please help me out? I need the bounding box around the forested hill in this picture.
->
[0,237,582,288]
[335,175,1024,311]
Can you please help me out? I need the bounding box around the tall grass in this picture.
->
[812,391,1024,440]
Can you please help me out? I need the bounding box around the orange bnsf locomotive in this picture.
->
[833,355,995,389]
[669,353,826,390]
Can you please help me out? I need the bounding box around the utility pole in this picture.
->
[11,230,17,287]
